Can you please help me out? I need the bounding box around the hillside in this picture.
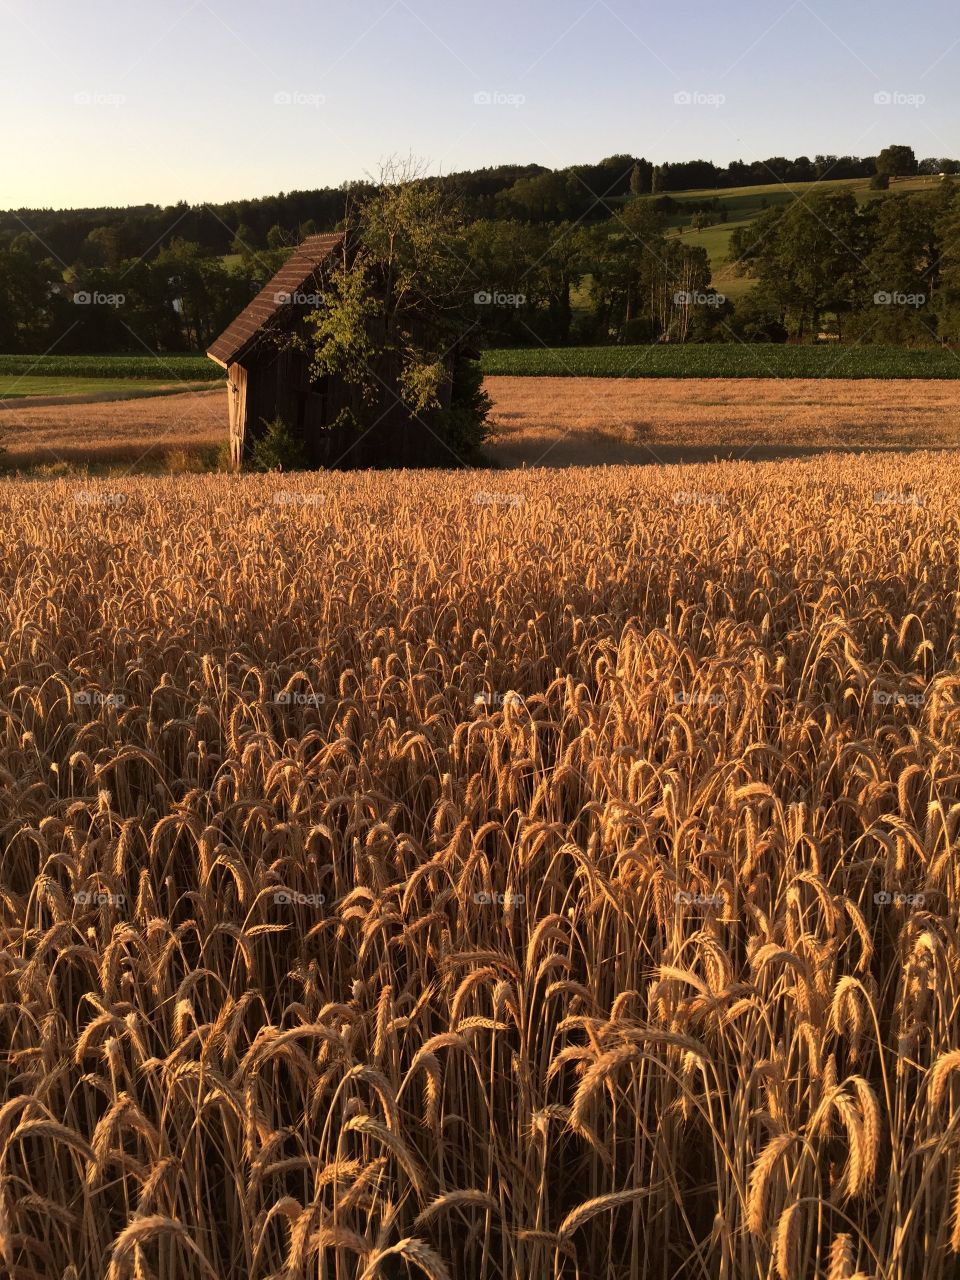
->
[656,175,944,298]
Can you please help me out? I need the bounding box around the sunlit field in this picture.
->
[4,376,960,472]
[1,454,959,1279]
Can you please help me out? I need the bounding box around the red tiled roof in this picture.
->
[206,232,345,367]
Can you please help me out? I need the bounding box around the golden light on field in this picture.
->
[1,453,959,1278]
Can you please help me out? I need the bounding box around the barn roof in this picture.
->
[206,232,345,367]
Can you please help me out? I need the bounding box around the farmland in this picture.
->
[0,354,219,382]
[3,345,960,407]
[1,454,959,1278]
[0,376,214,400]
[481,344,960,380]
[4,376,960,473]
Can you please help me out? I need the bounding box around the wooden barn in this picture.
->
[206,233,460,470]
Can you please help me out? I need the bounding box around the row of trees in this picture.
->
[0,205,726,353]
[4,147,957,265]
[2,166,958,354]
[729,182,960,343]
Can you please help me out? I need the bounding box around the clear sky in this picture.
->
[1,0,958,209]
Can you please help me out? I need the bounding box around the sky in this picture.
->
[1,0,958,210]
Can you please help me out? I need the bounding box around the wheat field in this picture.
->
[4,377,960,470]
[1,454,959,1280]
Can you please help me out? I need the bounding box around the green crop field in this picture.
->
[0,355,220,381]
[480,343,960,379]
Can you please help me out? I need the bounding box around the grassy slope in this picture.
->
[658,174,944,298]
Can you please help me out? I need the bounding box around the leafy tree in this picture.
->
[933,182,960,341]
[80,226,122,270]
[496,170,592,223]
[739,192,865,338]
[855,191,941,342]
[876,145,919,178]
[230,223,259,258]
[0,249,56,351]
[629,162,652,196]
[299,165,490,460]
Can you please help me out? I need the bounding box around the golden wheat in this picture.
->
[0,452,958,1277]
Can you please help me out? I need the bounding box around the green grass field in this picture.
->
[0,355,220,382]
[480,344,960,379]
[3,330,958,399]
[0,376,215,399]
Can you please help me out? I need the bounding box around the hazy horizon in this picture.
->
[2,0,958,209]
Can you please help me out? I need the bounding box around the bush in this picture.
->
[870,173,891,191]
[248,416,308,472]
[438,357,492,463]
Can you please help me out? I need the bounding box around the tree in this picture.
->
[230,223,259,257]
[299,163,491,460]
[81,226,122,270]
[742,192,865,339]
[854,191,941,343]
[876,145,918,179]
[870,173,890,191]
[0,248,56,351]
[933,182,960,341]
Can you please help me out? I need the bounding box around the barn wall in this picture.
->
[226,363,248,470]
[232,317,461,470]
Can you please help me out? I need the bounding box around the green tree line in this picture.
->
[1,149,958,354]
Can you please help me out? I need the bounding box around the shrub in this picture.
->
[248,415,308,472]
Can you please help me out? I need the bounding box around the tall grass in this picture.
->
[0,455,958,1278]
